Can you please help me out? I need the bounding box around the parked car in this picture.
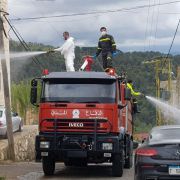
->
[0,107,23,138]
[134,125,180,180]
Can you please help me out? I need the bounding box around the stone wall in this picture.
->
[0,125,38,161]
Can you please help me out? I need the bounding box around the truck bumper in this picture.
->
[35,133,123,162]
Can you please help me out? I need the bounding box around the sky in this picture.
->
[8,0,180,53]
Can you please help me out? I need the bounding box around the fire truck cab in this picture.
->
[30,71,137,177]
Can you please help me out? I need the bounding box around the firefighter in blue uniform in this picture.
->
[94,27,117,70]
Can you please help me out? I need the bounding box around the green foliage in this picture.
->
[9,41,180,131]
[11,81,29,122]
[0,177,6,180]
[10,40,53,52]
[134,118,153,133]
[11,81,36,124]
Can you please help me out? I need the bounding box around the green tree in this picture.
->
[11,81,33,124]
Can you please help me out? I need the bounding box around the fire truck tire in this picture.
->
[124,140,133,169]
[112,153,123,177]
[42,157,55,176]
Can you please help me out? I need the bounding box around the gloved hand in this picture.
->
[112,51,118,57]
[47,49,55,54]
[92,54,97,60]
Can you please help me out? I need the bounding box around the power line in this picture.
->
[10,0,180,21]
[14,14,100,24]
[30,2,60,36]
[149,0,156,51]
[166,19,180,58]
[161,19,180,69]
[144,0,151,51]
[3,15,45,70]
[153,0,161,49]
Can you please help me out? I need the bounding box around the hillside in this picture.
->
[9,40,180,132]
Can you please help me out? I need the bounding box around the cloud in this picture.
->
[8,0,180,53]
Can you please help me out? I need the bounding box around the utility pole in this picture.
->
[163,58,172,125]
[143,57,172,125]
[0,0,15,161]
[143,59,162,125]
[155,60,162,126]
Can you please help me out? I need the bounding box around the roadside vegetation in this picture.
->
[10,40,180,132]
[0,177,6,180]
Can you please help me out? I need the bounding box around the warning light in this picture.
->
[43,69,49,75]
[105,68,116,76]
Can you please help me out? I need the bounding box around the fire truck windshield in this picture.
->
[41,79,116,103]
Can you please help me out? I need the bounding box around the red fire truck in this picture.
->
[30,69,138,177]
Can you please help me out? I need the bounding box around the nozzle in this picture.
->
[141,93,146,98]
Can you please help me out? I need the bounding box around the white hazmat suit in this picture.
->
[55,37,75,72]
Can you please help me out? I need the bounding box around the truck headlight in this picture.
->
[40,141,50,149]
[102,143,113,150]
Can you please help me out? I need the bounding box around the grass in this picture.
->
[0,177,6,180]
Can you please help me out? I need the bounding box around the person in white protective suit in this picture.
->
[54,31,75,72]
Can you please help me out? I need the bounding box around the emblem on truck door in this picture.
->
[51,110,67,117]
[86,110,103,116]
[72,109,80,118]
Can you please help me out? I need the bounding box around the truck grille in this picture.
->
[40,118,112,133]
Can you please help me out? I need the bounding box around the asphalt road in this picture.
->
[0,162,134,180]
[0,126,134,179]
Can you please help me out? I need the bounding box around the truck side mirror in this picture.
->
[118,104,127,109]
[30,79,38,106]
[124,88,131,100]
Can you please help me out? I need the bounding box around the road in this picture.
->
[0,162,134,180]
[0,127,134,179]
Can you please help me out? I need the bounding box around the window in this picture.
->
[149,128,180,143]
[41,79,116,103]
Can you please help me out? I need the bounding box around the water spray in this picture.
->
[146,95,180,124]
[0,51,46,60]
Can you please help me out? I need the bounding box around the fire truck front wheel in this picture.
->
[112,153,123,177]
[42,157,55,176]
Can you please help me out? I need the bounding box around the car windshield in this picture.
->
[41,79,116,103]
[149,128,180,143]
